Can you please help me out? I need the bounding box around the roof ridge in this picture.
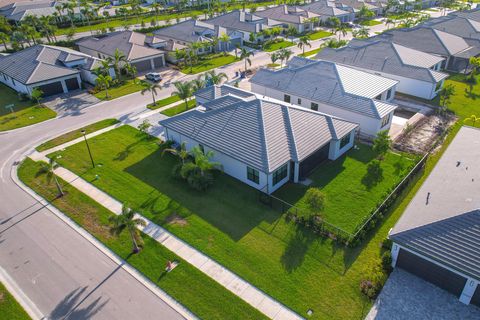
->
[283,105,299,163]
[258,100,272,172]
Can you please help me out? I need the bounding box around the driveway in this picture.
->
[124,109,168,139]
[43,91,100,117]
[366,269,480,320]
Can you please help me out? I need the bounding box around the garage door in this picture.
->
[36,81,63,97]
[65,77,79,91]
[153,57,164,68]
[397,249,467,297]
[299,143,329,179]
[471,286,480,307]
[132,59,152,72]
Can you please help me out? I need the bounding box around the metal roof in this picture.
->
[250,57,398,119]
[390,126,480,281]
[300,1,351,17]
[254,5,319,24]
[206,10,280,33]
[153,19,223,45]
[0,0,79,21]
[423,15,480,40]
[162,85,357,173]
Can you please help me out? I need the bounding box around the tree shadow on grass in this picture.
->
[361,161,384,190]
[281,226,315,273]
[113,137,148,162]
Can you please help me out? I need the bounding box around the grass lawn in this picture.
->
[147,96,181,110]
[0,282,31,320]
[161,99,196,116]
[299,47,322,58]
[0,106,56,132]
[46,125,426,319]
[306,30,332,40]
[180,54,238,74]
[359,20,383,26]
[275,145,415,232]
[0,85,34,116]
[263,40,295,52]
[18,158,267,320]
[94,79,144,100]
[36,119,119,152]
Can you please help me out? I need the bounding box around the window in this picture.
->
[340,133,351,149]
[311,102,318,111]
[284,94,291,103]
[297,98,302,105]
[386,89,392,100]
[247,166,259,184]
[381,114,391,128]
[272,164,288,186]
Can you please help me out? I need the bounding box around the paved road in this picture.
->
[0,91,186,320]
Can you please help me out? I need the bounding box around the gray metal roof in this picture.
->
[251,57,398,119]
[153,19,223,45]
[0,44,87,85]
[162,86,357,173]
[195,85,256,101]
[255,5,319,24]
[206,10,280,33]
[317,39,448,84]
[77,31,164,61]
[390,126,480,281]
[0,0,79,21]
[301,1,351,17]
[453,7,480,22]
[423,15,480,40]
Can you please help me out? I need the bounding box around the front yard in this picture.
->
[45,125,420,319]
[306,30,333,40]
[179,54,238,74]
[93,79,145,101]
[263,40,295,52]
[359,20,383,26]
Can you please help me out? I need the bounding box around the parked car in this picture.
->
[145,72,162,82]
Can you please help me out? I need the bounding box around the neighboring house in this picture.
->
[378,27,480,72]
[205,10,282,43]
[250,57,398,139]
[333,0,382,18]
[0,0,82,22]
[254,5,320,33]
[423,15,480,41]
[152,19,243,57]
[301,0,354,24]
[317,39,448,99]
[389,126,480,307]
[0,44,108,97]
[76,31,166,73]
[160,85,358,193]
[452,7,480,22]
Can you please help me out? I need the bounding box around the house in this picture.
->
[301,1,354,24]
[452,7,480,22]
[378,27,480,72]
[152,19,243,57]
[254,5,320,33]
[389,126,480,308]
[205,10,282,43]
[333,0,382,18]
[250,57,398,139]
[423,15,480,41]
[0,0,82,22]
[0,44,110,97]
[160,85,358,193]
[76,31,166,73]
[317,39,448,99]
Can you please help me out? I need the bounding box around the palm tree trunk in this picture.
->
[53,175,64,196]
[184,99,189,111]
[152,91,156,105]
[129,229,140,253]
[105,86,109,99]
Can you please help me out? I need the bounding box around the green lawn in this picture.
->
[18,158,267,320]
[36,119,119,152]
[161,99,196,116]
[94,79,144,100]
[180,54,238,74]
[46,125,424,319]
[299,47,322,58]
[0,85,34,116]
[147,96,181,110]
[263,40,295,52]
[275,145,415,232]
[0,282,31,320]
[306,30,333,40]
[359,20,383,26]
[0,106,56,132]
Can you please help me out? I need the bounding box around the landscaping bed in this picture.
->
[0,282,31,320]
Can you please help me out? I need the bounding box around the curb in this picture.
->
[10,156,198,320]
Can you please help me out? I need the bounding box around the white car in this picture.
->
[145,72,162,82]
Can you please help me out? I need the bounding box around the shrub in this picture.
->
[381,251,393,273]
[305,188,325,213]
[360,268,385,299]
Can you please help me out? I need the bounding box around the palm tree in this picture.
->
[269,52,279,66]
[109,204,146,254]
[439,83,455,113]
[218,33,231,54]
[31,88,43,106]
[285,25,298,42]
[112,49,127,79]
[162,142,189,165]
[278,48,293,68]
[464,115,479,127]
[141,81,161,105]
[39,158,64,197]
[191,76,206,92]
[171,81,193,111]
[204,70,228,85]
[0,32,9,50]
[239,48,254,73]
[297,35,311,54]
[352,27,369,39]
[335,24,348,41]
[124,63,137,82]
[95,74,112,99]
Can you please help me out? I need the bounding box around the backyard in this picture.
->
[44,125,420,319]
[179,54,238,74]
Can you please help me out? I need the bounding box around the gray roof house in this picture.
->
[423,15,480,41]
[250,57,398,138]
[160,85,358,193]
[317,39,449,99]
[301,1,354,23]
[254,5,320,33]
[378,26,480,72]
[76,31,166,73]
[0,44,107,97]
[0,0,81,22]
[333,0,381,16]
[452,7,480,22]
[389,126,480,307]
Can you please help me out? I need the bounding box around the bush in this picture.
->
[381,251,393,273]
[305,188,325,213]
[359,268,385,299]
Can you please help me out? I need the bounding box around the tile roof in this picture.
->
[162,85,357,173]
[301,0,351,16]
[255,5,319,24]
[251,57,398,119]
[452,7,480,22]
[423,15,480,40]
[153,19,220,44]
[317,39,448,83]
[206,10,280,33]
[0,0,79,21]
[390,126,480,281]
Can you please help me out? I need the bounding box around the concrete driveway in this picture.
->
[43,91,100,117]
[366,269,480,320]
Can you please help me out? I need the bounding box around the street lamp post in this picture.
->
[81,129,95,168]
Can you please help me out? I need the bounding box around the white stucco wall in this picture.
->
[329,130,356,160]
[0,73,29,94]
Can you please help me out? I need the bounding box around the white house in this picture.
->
[317,39,449,100]
[254,5,320,33]
[250,57,399,139]
[389,126,480,307]
[0,44,110,97]
[160,85,358,193]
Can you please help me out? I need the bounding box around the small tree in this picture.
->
[373,130,391,160]
[30,87,43,106]
[204,70,228,85]
[239,47,254,73]
[109,203,147,254]
[218,33,231,54]
[297,35,311,54]
[39,158,64,197]
[137,119,151,134]
[171,81,193,111]
[95,74,112,99]
[305,188,325,213]
[141,81,161,105]
[439,83,455,111]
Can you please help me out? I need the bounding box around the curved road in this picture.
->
[0,91,186,320]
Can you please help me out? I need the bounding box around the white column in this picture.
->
[293,162,300,183]
[61,80,68,93]
[391,242,400,268]
[460,279,478,305]
[150,59,155,70]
